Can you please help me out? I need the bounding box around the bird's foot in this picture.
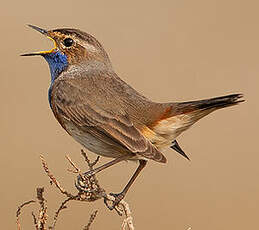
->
[82,170,95,178]
[104,192,125,211]
[75,170,95,192]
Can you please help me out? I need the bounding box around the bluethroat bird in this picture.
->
[22,25,244,209]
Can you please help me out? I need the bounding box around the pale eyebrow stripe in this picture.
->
[74,37,97,52]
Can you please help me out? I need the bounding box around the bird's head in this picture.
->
[22,25,111,82]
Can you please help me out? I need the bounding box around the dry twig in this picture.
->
[36,187,48,230]
[82,210,98,230]
[16,200,36,230]
[17,150,135,230]
[49,197,74,230]
[40,155,74,198]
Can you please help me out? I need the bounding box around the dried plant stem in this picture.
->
[17,150,135,230]
[40,155,74,198]
[120,200,134,230]
[16,200,36,230]
[83,210,98,230]
[49,197,74,230]
[36,187,47,230]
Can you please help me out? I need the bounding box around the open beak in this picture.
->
[27,24,48,35]
[21,24,57,56]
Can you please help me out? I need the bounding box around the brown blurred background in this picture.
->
[1,0,258,229]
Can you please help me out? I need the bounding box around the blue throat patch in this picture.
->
[43,51,68,83]
[43,51,68,107]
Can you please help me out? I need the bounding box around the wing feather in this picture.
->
[51,78,166,163]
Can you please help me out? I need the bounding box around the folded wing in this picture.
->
[50,78,167,163]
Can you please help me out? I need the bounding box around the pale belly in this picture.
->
[62,117,188,161]
[72,131,124,158]
[64,121,139,159]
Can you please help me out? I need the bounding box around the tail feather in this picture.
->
[170,94,244,157]
[150,93,244,155]
[173,93,244,115]
[189,93,244,111]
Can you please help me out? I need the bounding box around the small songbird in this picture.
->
[22,25,244,209]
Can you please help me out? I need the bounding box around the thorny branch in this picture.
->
[16,150,135,230]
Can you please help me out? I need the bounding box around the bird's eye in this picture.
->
[63,38,74,47]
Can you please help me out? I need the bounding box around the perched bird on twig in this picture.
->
[22,25,244,209]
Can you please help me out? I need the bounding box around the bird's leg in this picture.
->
[84,154,132,176]
[104,159,147,210]
[76,154,132,191]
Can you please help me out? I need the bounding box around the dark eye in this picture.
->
[63,38,74,47]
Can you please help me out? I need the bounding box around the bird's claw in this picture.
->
[104,192,125,211]
[83,170,95,178]
[75,170,95,192]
